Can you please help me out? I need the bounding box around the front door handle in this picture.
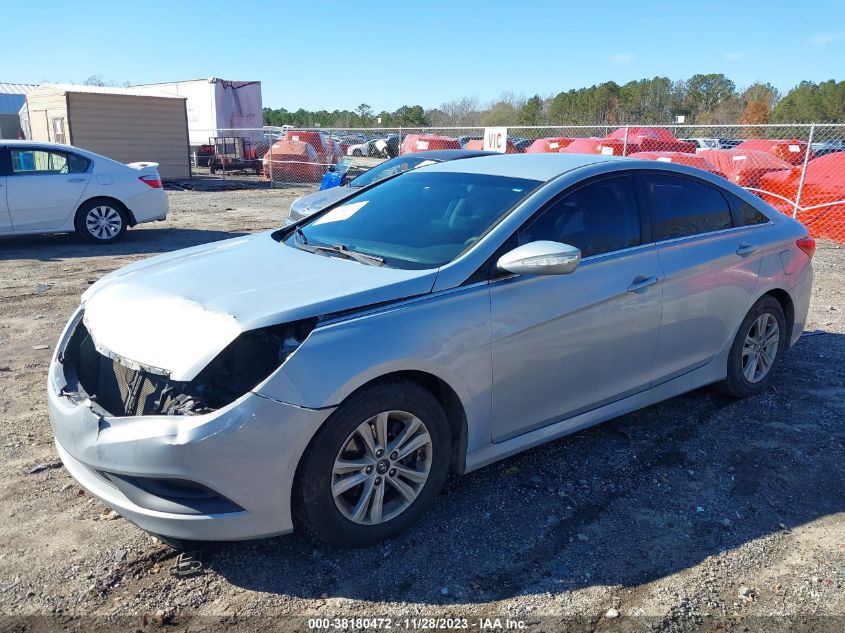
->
[66,177,85,183]
[627,275,659,293]
[736,242,758,257]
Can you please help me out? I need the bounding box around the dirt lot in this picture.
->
[1,189,844,632]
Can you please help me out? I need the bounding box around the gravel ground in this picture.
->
[0,189,843,632]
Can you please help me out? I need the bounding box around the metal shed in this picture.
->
[0,83,35,139]
[23,84,190,180]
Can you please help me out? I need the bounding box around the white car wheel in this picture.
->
[76,200,128,243]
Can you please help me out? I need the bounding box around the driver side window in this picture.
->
[519,175,641,258]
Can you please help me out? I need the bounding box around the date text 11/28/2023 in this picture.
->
[307,617,527,630]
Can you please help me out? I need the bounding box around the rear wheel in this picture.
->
[296,380,451,547]
[718,296,786,398]
[75,200,127,243]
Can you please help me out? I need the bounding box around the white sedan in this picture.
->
[0,141,168,243]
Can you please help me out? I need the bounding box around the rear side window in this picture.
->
[644,173,733,240]
[10,149,89,175]
[734,199,770,226]
[519,175,641,257]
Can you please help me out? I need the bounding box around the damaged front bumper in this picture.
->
[47,308,335,541]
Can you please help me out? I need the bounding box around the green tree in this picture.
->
[683,73,736,122]
[771,81,845,122]
[482,100,519,126]
[392,105,428,126]
[519,94,543,125]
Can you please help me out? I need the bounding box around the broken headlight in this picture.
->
[65,318,316,417]
[164,318,317,415]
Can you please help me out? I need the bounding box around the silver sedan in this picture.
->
[48,153,814,546]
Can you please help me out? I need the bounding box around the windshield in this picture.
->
[350,155,437,188]
[287,171,541,270]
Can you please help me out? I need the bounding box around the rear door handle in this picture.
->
[66,177,85,183]
[627,275,659,293]
[736,242,758,257]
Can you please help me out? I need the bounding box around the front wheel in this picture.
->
[75,200,128,243]
[718,296,787,398]
[296,380,452,547]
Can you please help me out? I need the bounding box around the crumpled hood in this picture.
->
[81,232,436,381]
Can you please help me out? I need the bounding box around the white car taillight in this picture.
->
[139,175,162,189]
[796,236,816,258]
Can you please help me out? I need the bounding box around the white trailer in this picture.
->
[132,78,263,147]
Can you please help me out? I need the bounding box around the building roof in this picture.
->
[0,83,36,114]
[33,83,185,99]
[0,83,36,95]
[132,78,261,87]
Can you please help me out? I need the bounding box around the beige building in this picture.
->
[23,84,190,180]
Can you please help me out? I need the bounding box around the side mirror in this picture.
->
[497,241,581,276]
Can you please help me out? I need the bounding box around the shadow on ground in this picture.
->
[206,332,845,605]
[0,228,248,262]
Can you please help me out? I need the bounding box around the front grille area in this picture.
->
[64,321,175,416]
[96,356,169,416]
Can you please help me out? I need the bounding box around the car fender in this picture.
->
[256,283,494,453]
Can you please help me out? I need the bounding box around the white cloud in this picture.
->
[607,53,633,63]
[810,32,844,45]
[724,52,744,61]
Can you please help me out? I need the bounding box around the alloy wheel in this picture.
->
[332,410,432,525]
[741,312,780,383]
[85,206,123,240]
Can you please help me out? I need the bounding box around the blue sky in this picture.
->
[4,0,844,111]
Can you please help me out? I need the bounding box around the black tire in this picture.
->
[718,296,787,398]
[296,379,452,547]
[74,199,128,244]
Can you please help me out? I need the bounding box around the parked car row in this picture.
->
[258,126,844,188]
[284,128,845,243]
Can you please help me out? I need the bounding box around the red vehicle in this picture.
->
[524,137,575,153]
[757,152,845,242]
[591,137,687,156]
[400,134,460,154]
[608,126,678,142]
[262,140,324,182]
[463,138,519,154]
[734,139,815,166]
[628,151,726,178]
[284,131,341,168]
[699,149,792,188]
[595,138,630,156]
[606,127,696,154]
[558,138,603,154]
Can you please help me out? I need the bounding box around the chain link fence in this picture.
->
[190,124,845,244]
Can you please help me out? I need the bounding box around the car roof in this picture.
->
[1,140,124,166]
[403,149,497,161]
[2,139,70,148]
[1,139,96,157]
[421,152,624,181]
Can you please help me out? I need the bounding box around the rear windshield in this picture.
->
[287,171,541,269]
